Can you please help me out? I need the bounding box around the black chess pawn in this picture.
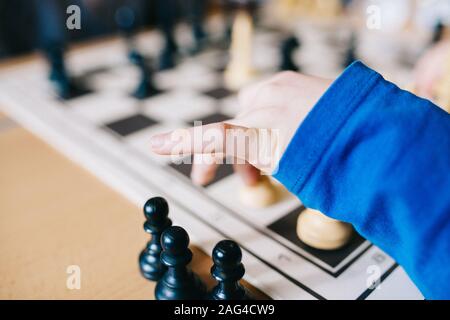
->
[47,48,71,98]
[188,0,208,55]
[279,35,300,72]
[128,50,161,99]
[157,0,178,70]
[155,226,207,300]
[115,6,161,99]
[209,240,252,300]
[44,43,87,99]
[139,197,172,281]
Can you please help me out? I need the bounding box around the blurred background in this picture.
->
[1,0,449,59]
[0,0,449,90]
[0,0,153,58]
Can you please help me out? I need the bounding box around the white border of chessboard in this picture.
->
[0,51,423,300]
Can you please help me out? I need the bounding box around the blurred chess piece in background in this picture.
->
[224,4,256,90]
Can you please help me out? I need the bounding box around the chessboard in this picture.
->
[0,23,424,300]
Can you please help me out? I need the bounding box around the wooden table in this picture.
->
[0,65,266,300]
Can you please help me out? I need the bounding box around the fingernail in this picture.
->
[150,135,164,150]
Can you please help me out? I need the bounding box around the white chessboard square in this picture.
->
[193,48,229,70]
[67,92,140,124]
[67,40,128,73]
[218,94,240,118]
[155,60,220,91]
[142,89,217,123]
[253,32,282,72]
[89,64,140,93]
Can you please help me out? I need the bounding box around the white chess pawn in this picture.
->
[239,176,278,209]
[296,208,353,250]
[224,9,255,90]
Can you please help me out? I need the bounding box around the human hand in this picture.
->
[414,40,450,100]
[150,71,332,184]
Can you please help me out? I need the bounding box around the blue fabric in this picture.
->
[273,61,450,300]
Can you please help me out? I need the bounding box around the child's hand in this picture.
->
[150,71,332,184]
[414,40,450,99]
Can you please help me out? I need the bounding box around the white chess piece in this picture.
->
[224,9,255,90]
[239,176,278,209]
[296,208,353,250]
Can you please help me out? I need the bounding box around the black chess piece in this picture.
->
[188,0,208,55]
[279,35,300,72]
[209,240,252,300]
[343,33,357,68]
[139,197,172,281]
[44,43,87,99]
[432,20,444,44]
[157,0,178,70]
[46,44,70,97]
[155,226,207,300]
[129,50,162,99]
[115,6,161,99]
[219,0,234,48]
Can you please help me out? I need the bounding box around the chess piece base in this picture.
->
[296,208,353,250]
[155,271,206,300]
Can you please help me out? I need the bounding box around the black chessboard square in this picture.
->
[202,87,233,100]
[169,155,234,188]
[187,112,231,127]
[105,114,158,137]
[57,79,93,101]
[267,207,367,270]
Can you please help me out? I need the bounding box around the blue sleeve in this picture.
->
[273,61,450,300]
